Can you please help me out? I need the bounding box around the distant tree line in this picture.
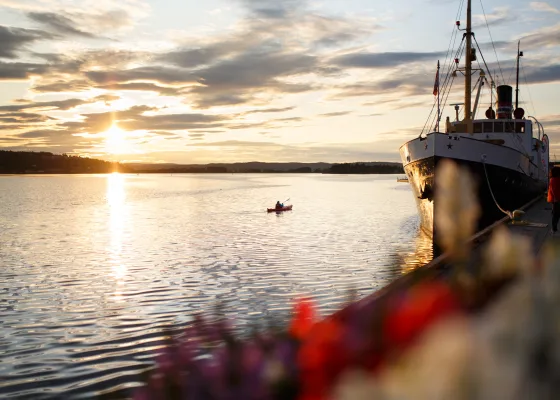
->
[0,151,404,175]
[322,162,404,174]
[0,150,124,174]
[132,166,315,173]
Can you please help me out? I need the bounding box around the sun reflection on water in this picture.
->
[401,230,434,274]
[107,173,127,301]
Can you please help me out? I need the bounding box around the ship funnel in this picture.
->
[496,85,513,119]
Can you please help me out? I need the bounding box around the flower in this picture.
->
[434,159,480,262]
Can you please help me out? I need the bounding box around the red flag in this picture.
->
[433,69,439,96]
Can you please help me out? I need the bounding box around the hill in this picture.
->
[0,151,404,174]
[0,150,123,174]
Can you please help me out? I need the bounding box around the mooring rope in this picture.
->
[481,156,513,219]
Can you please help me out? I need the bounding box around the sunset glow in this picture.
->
[0,0,558,163]
[105,125,130,155]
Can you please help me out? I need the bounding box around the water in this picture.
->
[0,173,431,398]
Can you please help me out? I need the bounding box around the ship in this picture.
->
[399,0,549,238]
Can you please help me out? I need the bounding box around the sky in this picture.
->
[0,0,559,164]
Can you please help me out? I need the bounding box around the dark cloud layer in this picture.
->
[524,64,560,84]
[240,0,305,19]
[27,12,96,38]
[0,61,48,80]
[332,52,447,69]
[0,25,51,59]
[85,66,196,85]
[0,98,88,112]
[319,111,351,117]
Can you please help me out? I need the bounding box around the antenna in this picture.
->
[450,103,464,121]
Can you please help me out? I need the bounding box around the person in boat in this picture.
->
[275,201,283,209]
[548,166,560,234]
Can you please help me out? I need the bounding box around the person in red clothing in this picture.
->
[548,166,560,233]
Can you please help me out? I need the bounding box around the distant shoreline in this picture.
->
[0,171,403,176]
[0,150,404,175]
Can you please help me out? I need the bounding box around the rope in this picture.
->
[481,157,513,219]
[421,98,438,136]
[521,62,537,117]
[472,36,497,90]
[479,0,504,84]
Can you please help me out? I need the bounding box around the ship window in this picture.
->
[494,121,504,132]
[473,123,482,133]
[515,122,525,133]
[483,122,493,132]
[505,122,514,133]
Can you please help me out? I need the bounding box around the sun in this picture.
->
[105,124,128,155]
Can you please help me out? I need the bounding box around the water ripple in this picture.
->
[0,174,431,398]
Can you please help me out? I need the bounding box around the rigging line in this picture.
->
[441,75,456,120]
[521,62,537,117]
[456,0,466,21]
[421,98,438,136]
[442,7,461,73]
[506,58,516,86]
[482,75,497,108]
[481,157,513,219]
[479,0,504,84]
[424,39,463,135]
[472,36,496,88]
[442,0,464,73]
[440,39,465,96]
[443,29,459,77]
[442,34,464,84]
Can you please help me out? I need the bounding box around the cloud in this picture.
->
[95,82,182,96]
[319,111,351,117]
[161,47,231,69]
[331,69,435,100]
[520,23,560,48]
[331,51,446,69]
[0,98,90,112]
[523,63,560,84]
[359,113,384,117]
[239,0,305,19]
[93,94,121,104]
[187,50,319,108]
[189,139,282,147]
[27,12,97,38]
[10,127,105,153]
[137,139,404,163]
[148,130,182,137]
[86,66,197,85]
[530,2,560,14]
[243,106,295,114]
[61,106,235,134]
[0,112,55,123]
[0,61,48,81]
[0,25,51,59]
[473,7,513,28]
[31,80,92,93]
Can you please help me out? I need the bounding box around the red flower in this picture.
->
[298,319,346,399]
[384,281,459,351]
[290,298,316,340]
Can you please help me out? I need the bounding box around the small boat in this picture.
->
[397,177,409,182]
[267,205,293,212]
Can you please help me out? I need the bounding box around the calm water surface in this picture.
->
[0,173,431,398]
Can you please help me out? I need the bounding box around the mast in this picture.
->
[515,41,521,109]
[437,60,440,132]
[464,0,472,132]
